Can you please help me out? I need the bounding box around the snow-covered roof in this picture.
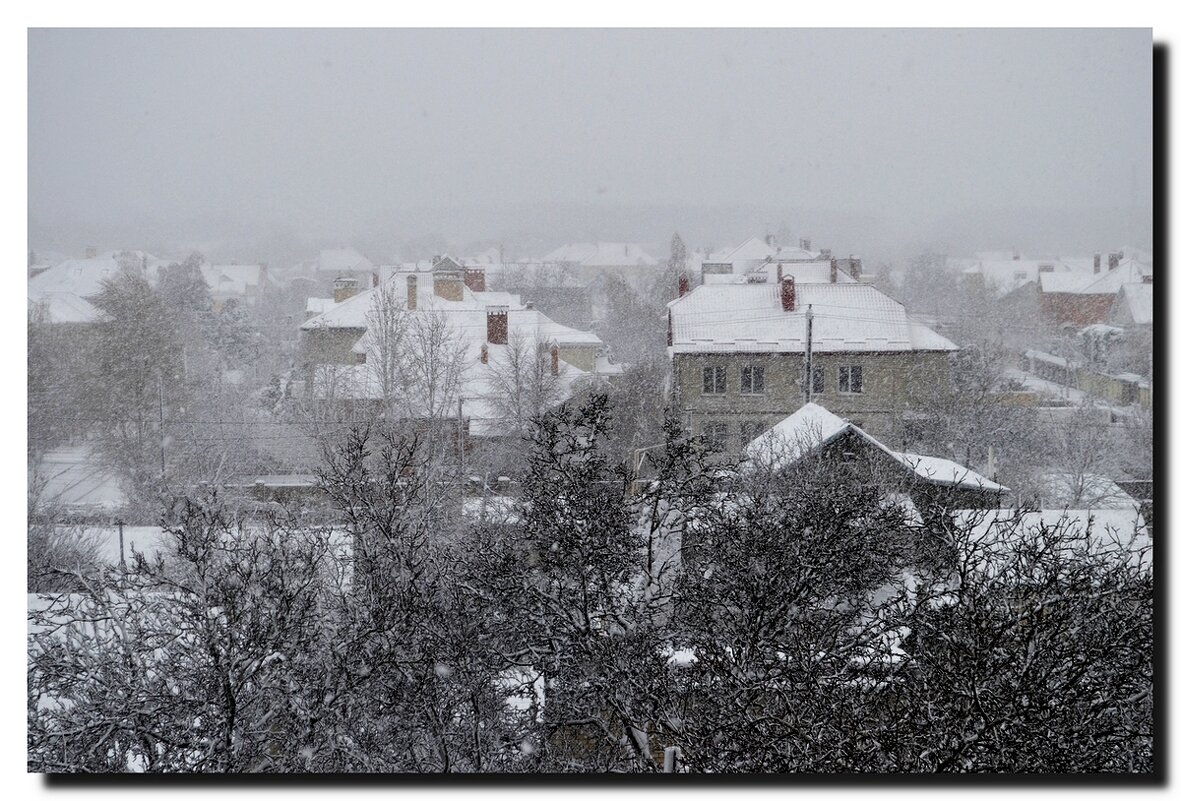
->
[667,282,957,354]
[745,403,1007,493]
[748,261,857,283]
[954,257,1067,297]
[306,297,336,316]
[1039,258,1152,295]
[543,242,658,267]
[29,255,128,298]
[1112,282,1153,325]
[958,508,1151,573]
[303,271,603,348]
[713,235,819,266]
[316,247,374,275]
[200,264,265,298]
[28,292,101,324]
[1038,472,1141,510]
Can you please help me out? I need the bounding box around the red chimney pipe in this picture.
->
[678,274,689,297]
[781,276,796,311]
[550,344,560,376]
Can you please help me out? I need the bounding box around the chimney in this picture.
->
[434,268,465,301]
[1093,252,1101,274]
[550,344,560,376]
[480,343,488,364]
[764,233,776,248]
[525,300,534,310]
[431,255,442,266]
[776,263,783,283]
[819,248,831,260]
[799,237,811,251]
[463,267,486,293]
[678,274,689,297]
[781,275,796,311]
[406,274,417,310]
[333,276,360,303]
[84,246,97,259]
[1012,250,1020,261]
[372,271,379,287]
[486,306,508,345]
[1108,253,1120,271]
[829,258,838,283]
[851,257,862,280]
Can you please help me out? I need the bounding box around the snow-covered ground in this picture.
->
[32,445,126,508]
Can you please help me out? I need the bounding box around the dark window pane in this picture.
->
[812,367,824,394]
[851,366,863,393]
[838,366,850,393]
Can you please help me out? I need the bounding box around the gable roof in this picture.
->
[745,402,1007,493]
[1112,282,1153,325]
[667,281,957,354]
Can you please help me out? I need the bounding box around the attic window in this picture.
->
[1013,271,1027,281]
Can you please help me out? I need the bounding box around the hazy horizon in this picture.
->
[29,28,1154,263]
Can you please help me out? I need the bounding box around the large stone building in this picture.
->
[666,261,958,451]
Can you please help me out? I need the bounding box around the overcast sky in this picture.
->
[28,28,1152,252]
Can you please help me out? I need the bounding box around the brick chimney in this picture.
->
[463,267,486,293]
[765,234,776,247]
[486,306,508,345]
[550,344,560,376]
[434,268,465,301]
[480,343,488,364]
[406,274,417,310]
[678,274,689,297]
[799,237,811,251]
[829,258,838,283]
[781,275,796,311]
[333,276,360,303]
[1093,253,1101,274]
[850,257,862,280]
[1108,253,1120,271]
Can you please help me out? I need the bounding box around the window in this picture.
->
[811,367,824,394]
[704,422,729,451]
[703,365,726,395]
[1013,271,1028,281]
[838,365,863,394]
[741,364,764,394]
[739,420,763,443]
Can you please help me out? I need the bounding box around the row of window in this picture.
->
[702,365,864,396]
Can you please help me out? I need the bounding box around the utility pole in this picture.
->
[457,396,465,476]
[158,374,166,480]
[804,303,814,403]
[117,518,125,571]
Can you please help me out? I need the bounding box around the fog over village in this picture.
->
[27,28,1154,775]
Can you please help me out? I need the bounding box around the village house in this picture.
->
[744,402,1008,511]
[666,259,958,450]
[299,255,619,439]
[543,241,659,285]
[199,262,270,310]
[1036,253,1152,327]
[701,234,829,277]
